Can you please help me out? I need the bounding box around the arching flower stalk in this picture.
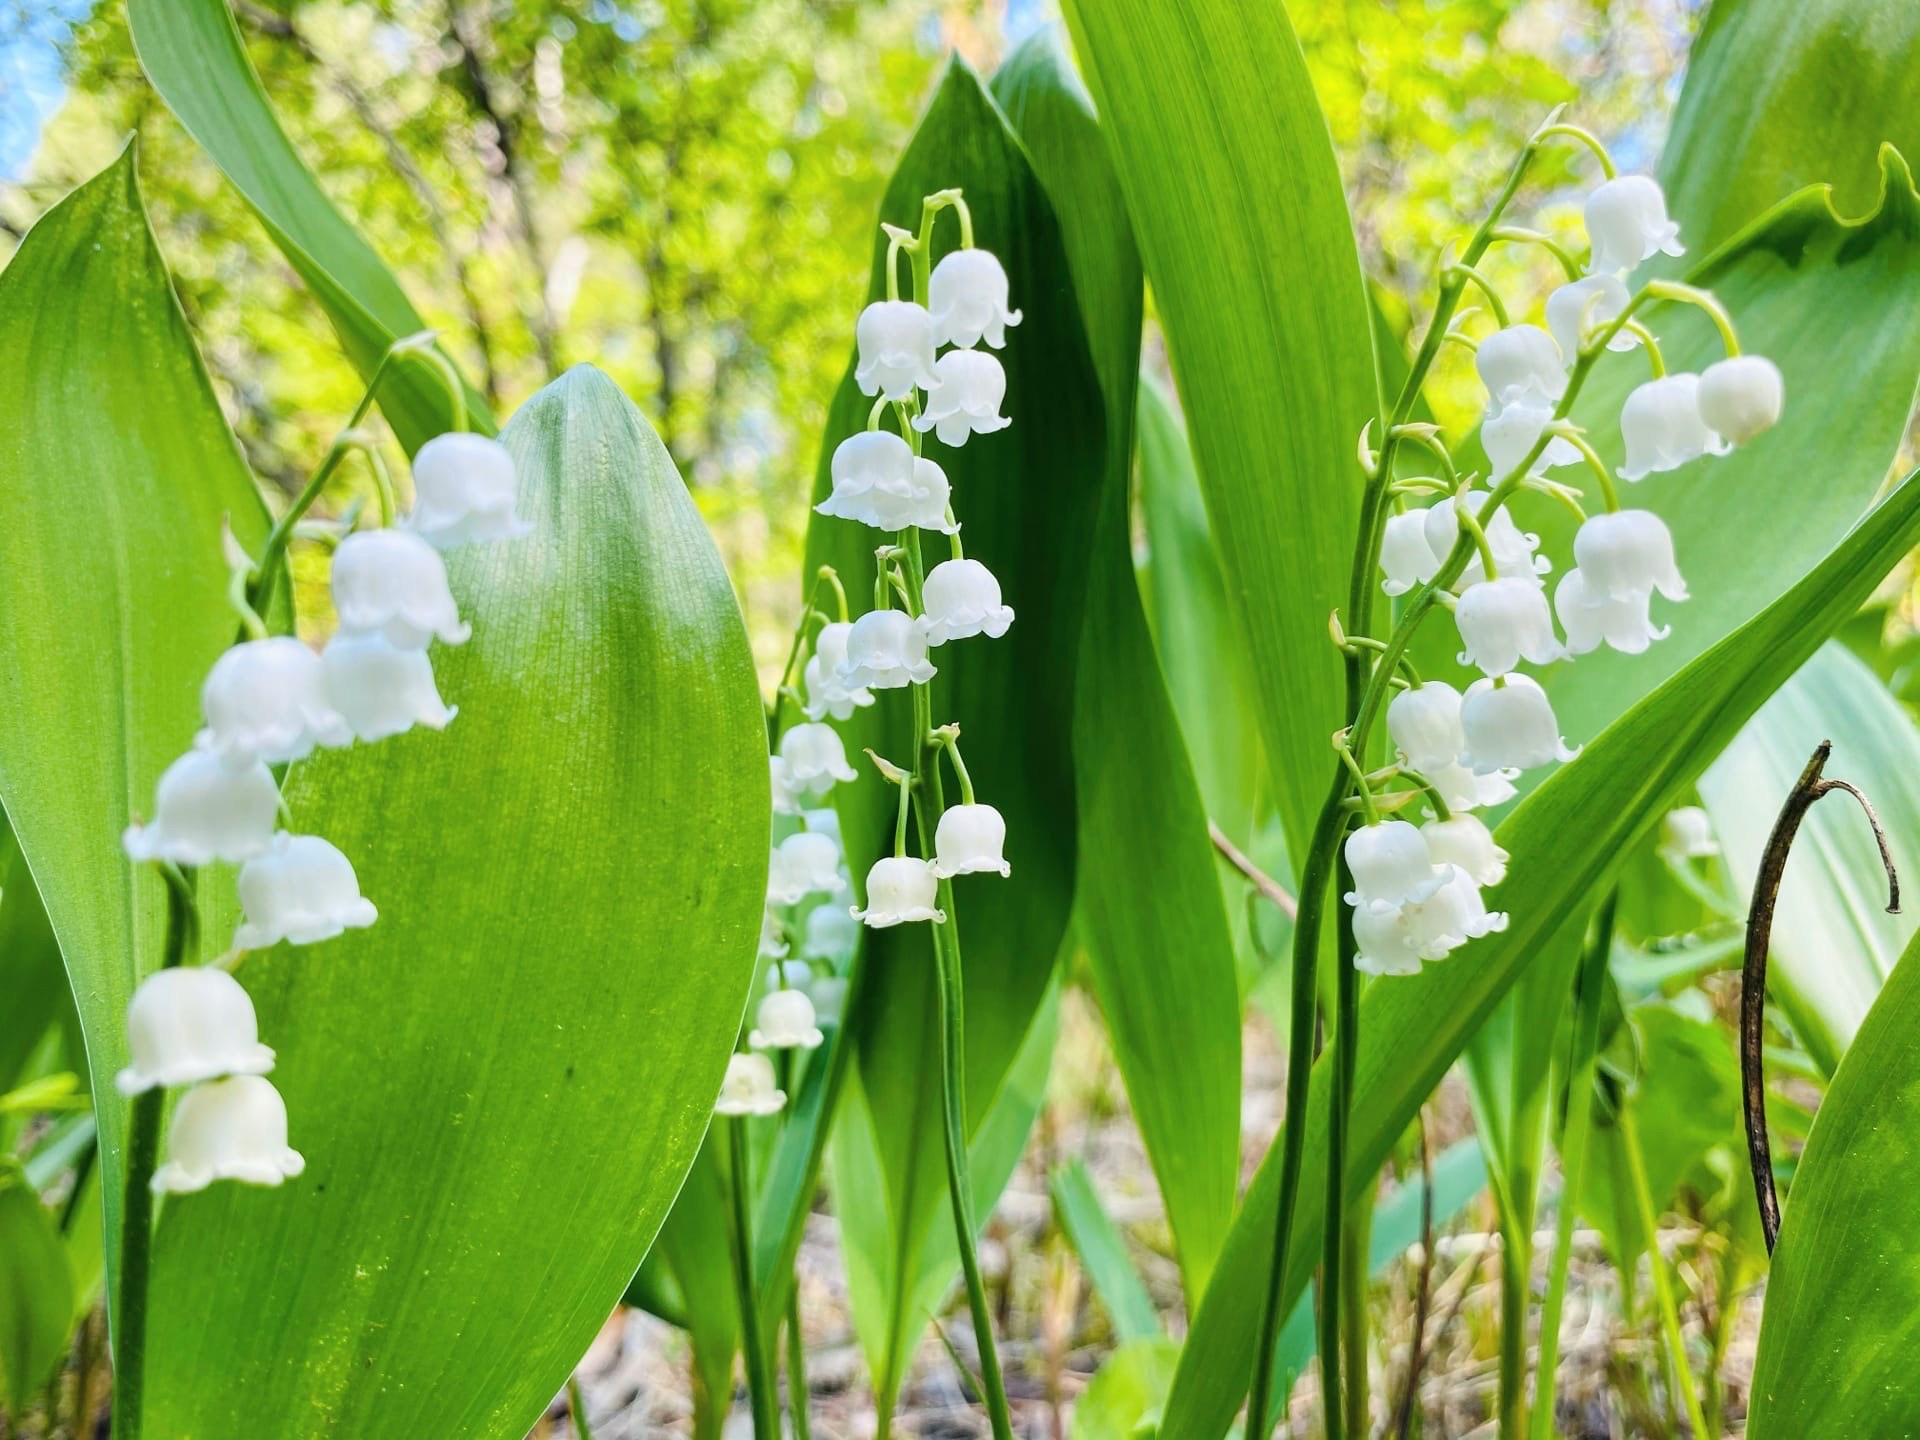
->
[1244,114,1783,1440]
[111,334,528,1440]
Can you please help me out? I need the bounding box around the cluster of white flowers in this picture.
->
[1356,165,1781,977]
[118,429,528,1192]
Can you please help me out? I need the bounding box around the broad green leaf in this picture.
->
[0,818,71,1091]
[126,0,490,449]
[1049,1159,1159,1343]
[1070,1337,1180,1440]
[1061,0,1380,866]
[1700,643,1920,1074]
[993,27,1240,1301]
[1747,929,1920,1438]
[133,365,767,1438]
[1158,468,1920,1439]
[0,1169,74,1412]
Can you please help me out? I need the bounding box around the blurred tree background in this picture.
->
[1,0,1693,669]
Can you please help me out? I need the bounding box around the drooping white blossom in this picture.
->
[767,832,847,906]
[116,967,276,1096]
[1584,174,1684,274]
[1422,815,1509,887]
[407,432,531,549]
[779,723,858,795]
[1344,820,1446,910]
[853,855,945,927]
[770,756,804,817]
[1697,355,1784,445]
[930,803,1011,879]
[1388,682,1467,774]
[1353,902,1425,977]
[200,637,351,767]
[928,249,1023,350]
[1619,374,1726,480]
[330,529,471,649]
[150,1074,305,1195]
[1481,399,1581,480]
[1425,760,1518,814]
[803,622,876,721]
[838,609,936,690]
[1423,490,1550,589]
[1380,512,1443,597]
[1410,865,1509,955]
[854,300,939,400]
[234,833,378,950]
[1461,675,1578,773]
[123,744,281,866]
[759,908,790,960]
[804,902,861,961]
[1556,570,1669,656]
[810,975,850,1027]
[920,559,1015,645]
[1454,576,1564,676]
[1658,805,1720,864]
[913,350,1012,447]
[322,632,458,742]
[815,432,958,533]
[1476,324,1566,409]
[803,807,843,844]
[714,1052,786,1117]
[1545,273,1637,359]
[1572,510,1687,602]
[750,986,825,1050]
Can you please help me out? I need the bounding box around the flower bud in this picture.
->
[330,529,470,649]
[1572,510,1687,602]
[234,833,378,950]
[1658,805,1719,863]
[804,902,861,961]
[767,831,846,906]
[1343,820,1445,909]
[1461,675,1578,773]
[854,300,939,400]
[838,610,935,691]
[1619,373,1726,480]
[116,967,276,1096]
[1423,491,1549,590]
[1583,174,1684,274]
[912,350,1011,447]
[930,803,1011,879]
[750,987,825,1050]
[407,432,530,548]
[1387,681,1466,774]
[714,1052,785,1117]
[1556,569,1669,657]
[1476,324,1565,409]
[920,559,1015,645]
[151,1075,305,1195]
[322,632,458,742]
[1545,273,1636,359]
[123,744,280,866]
[1455,576,1564,677]
[1422,815,1508,887]
[929,248,1023,349]
[200,637,351,767]
[803,622,876,721]
[852,855,945,927]
[1379,512,1442,597]
[778,723,858,795]
[1697,355,1783,445]
[1481,400,1581,481]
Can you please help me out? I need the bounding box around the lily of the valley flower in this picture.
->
[913,350,1012,447]
[815,433,958,533]
[1697,355,1784,444]
[838,609,936,690]
[767,832,847,906]
[1658,805,1720,864]
[1461,674,1578,773]
[1425,760,1518,814]
[804,902,861,961]
[802,622,876,721]
[200,637,351,767]
[1619,373,1726,480]
[1572,510,1687,602]
[750,987,825,1050]
[1584,174,1684,274]
[769,756,804,817]
[151,1074,305,1195]
[1353,902,1424,977]
[1556,570,1669,656]
[928,249,1023,349]
[1423,491,1550,590]
[1380,512,1443,597]
[1344,820,1446,910]
[1481,400,1581,480]
[407,432,530,548]
[322,632,458,742]
[1414,866,1510,953]
[1477,324,1566,409]
[810,975,850,1027]
[1545,273,1636,358]
[116,968,276,1095]
[759,908,790,960]
[714,1052,786,1117]
[1422,815,1509,886]
[123,744,281,866]
[234,833,378,950]
[1455,576,1564,676]
[1387,681,1467,774]
[779,723,858,795]
[854,300,939,400]
[853,855,945,927]
[920,559,1015,645]
[330,529,470,649]
[930,803,1010,878]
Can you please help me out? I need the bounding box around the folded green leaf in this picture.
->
[1049,1159,1159,1343]
[0,817,72,1092]
[0,1169,74,1412]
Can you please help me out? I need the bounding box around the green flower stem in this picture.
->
[1643,279,1741,356]
[1620,1105,1712,1439]
[785,1283,812,1440]
[1341,1187,1376,1440]
[114,865,196,1440]
[726,1115,780,1440]
[567,1374,595,1440]
[1533,122,1618,179]
[1443,263,1511,328]
[1319,925,1359,1440]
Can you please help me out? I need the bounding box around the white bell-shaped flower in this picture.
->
[803,622,876,721]
[407,432,530,548]
[322,631,458,742]
[1461,675,1579,773]
[778,723,858,795]
[1455,576,1564,677]
[913,350,1012,447]
[930,803,1011,879]
[804,901,861,960]
[854,300,939,400]
[822,431,914,504]
[1343,820,1445,910]
[767,832,847,906]
[1659,805,1720,864]
[151,1074,305,1195]
[759,907,790,960]
[1584,174,1684,274]
[929,248,1023,349]
[234,833,378,950]
[810,975,850,1027]
[1426,760,1518,814]
[1573,510,1687,602]
[838,609,935,690]
[1422,815,1509,887]
[1481,400,1580,481]
[1423,490,1550,590]
[750,986,825,1050]
[816,433,958,533]
[714,1052,785,1117]
[1698,355,1784,445]
[770,756,804,817]
[115,967,276,1096]
[920,559,1015,645]
[1387,682,1466,773]
[200,637,351,767]
[1407,865,1509,958]
[803,807,842,843]
[123,744,280,866]
[853,855,945,927]
[1379,511,1442,597]
[330,529,470,649]
[1619,373,1726,480]
[1353,903,1424,978]
[1476,325,1565,409]
[1556,569,1669,656]
[1545,273,1637,359]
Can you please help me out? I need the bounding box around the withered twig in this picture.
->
[1742,739,1899,1251]
[1210,820,1300,920]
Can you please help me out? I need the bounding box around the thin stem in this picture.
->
[726,1116,779,1440]
[1341,1188,1374,1440]
[940,735,978,806]
[1453,502,1500,579]
[1390,1115,1437,1440]
[1620,1105,1712,1439]
[785,1284,812,1440]
[1334,733,1380,824]
[1556,428,1622,513]
[1490,225,1583,281]
[1644,280,1740,356]
[1621,319,1666,375]
[819,566,849,624]
[1319,890,1361,1440]
[1533,122,1617,178]
[1444,264,1510,328]
[567,1374,595,1440]
[1208,820,1299,921]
